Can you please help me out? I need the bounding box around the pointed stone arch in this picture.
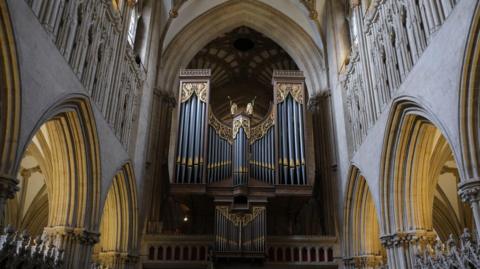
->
[343,166,385,268]
[159,0,328,97]
[458,1,480,242]
[0,0,21,202]
[379,98,471,267]
[11,95,101,268]
[94,163,139,268]
[459,1,480,185]
[380,99,459,235]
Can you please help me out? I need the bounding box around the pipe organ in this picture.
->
[215,206,266,254]
[273,71,307,185]
[250,110,276,184]
[171,69,312,262]
[207,112,233,183]
[232,115,250,186]
[175,70,210,184]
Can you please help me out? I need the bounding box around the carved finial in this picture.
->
[227,96,238,115]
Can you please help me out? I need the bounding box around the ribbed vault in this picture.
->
[159,0,327,99]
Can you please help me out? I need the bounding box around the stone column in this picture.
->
[143,90,176,234]
[43,226,100,269]
[381,230,436,268]
[459,179,480,239]
[308,92,337,235]
[0,175,18,227]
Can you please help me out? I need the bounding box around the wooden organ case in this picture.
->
[171,69,313,263]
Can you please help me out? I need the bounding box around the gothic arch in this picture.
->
[17,95,101,232]
[379,98,466,237]
[159,0,327,98]
[459,1,480,182]
[343,166,385,267]
[94,163,139,267]
[0,0,21,180]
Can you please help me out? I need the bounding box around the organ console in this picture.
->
[171,69,312,262]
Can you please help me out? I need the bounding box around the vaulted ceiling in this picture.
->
[187,26,298,123]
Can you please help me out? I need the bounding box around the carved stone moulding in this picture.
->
[0,174,19,200]
[458,178,480,203]
[179,69,211,78]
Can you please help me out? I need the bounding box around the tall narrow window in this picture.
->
[128,7,138,46]
[349,11,359,46]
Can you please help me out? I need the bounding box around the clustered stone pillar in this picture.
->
[43,226,100,269]
[143,90,176,234]
[459,179,480,240]
[381,230,436,268]
[308,92,337,235]
[0,175,19,227]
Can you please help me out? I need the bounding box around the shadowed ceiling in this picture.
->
[187,26,298,123]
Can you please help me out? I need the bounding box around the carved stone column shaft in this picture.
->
[308,92,337,235]
[0,175,19,227]
[143,90,176,234]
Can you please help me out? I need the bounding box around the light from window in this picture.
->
[350,12,359,46]
[128,8,138,46]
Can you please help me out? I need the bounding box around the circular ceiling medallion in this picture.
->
[233,38,255,51]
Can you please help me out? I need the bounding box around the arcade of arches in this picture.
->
[0,0,479,268]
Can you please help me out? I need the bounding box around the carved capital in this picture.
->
[458,179,480,203]
[307,90,331,111]
[0,174,19,200]
[381,230,436,249]
[43,226,100,246]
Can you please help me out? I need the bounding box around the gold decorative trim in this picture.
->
[275,83,304,104]
[180,82,208,103]
[250,109,275,144]
[232,116,250,139]
[209,110,233,143]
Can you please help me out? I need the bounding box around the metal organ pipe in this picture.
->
[298,104,306,184]
[273,71,307,185]
[181,97,191,183]
[176,102,185,182]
